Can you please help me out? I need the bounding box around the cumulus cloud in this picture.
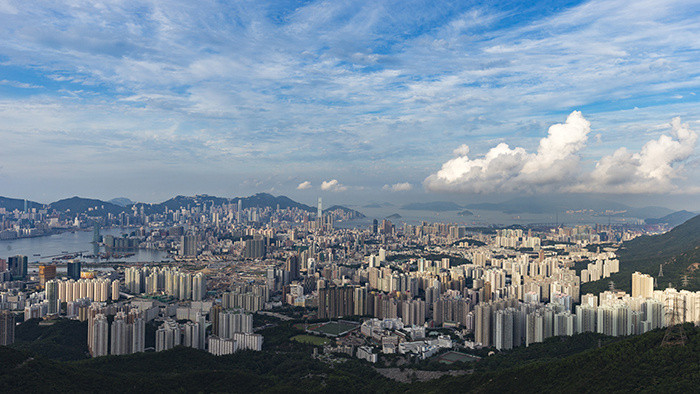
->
[321,179,347,192]
[426,112,698,194]
[574,117,698,193]
[425,111,590,193]
[296,181,312,190]
[383,182,413,192]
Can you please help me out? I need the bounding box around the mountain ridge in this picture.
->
[645,210,697,227]
[0,193,364,218]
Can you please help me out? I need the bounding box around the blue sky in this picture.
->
[0,0,698,207]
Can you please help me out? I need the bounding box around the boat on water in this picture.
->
[33,253,41,256]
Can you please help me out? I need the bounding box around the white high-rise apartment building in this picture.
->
[632,272,654,299]
[91,314,109,357]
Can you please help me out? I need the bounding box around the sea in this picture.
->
[335,207,644,229]
[0,228,170,271]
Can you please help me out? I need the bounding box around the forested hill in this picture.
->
[410,324,699,393]
[0,196,44,211]
[582,214,700,294]
[1,325,697,393]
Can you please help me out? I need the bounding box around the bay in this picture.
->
[0,227,170,265]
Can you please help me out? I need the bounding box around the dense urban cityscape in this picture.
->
[1,0,699,392]
[1,194,697,370]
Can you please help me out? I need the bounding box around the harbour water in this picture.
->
[0,228,169,264]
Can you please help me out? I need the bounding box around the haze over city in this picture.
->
[0,0,698,211]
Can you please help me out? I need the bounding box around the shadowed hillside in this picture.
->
[582,214,700,294]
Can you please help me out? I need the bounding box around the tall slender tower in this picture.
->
[0,310,15,346]
[317,197,323,229]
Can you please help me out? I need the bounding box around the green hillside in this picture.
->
[11,318,89,361]
[582,214,700,294]
[409,324,700,393]
[0,196,45,211]
[2,321,698,393]
[49,196,126,216]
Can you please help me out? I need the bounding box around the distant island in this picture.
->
[464,196,676,218]
[458,210,474,216]
[386,213,402,219]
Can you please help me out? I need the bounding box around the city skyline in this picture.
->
[0,0,698,206]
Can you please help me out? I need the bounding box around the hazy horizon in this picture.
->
[3,191,699,214]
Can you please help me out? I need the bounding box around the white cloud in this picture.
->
[321,179,347,192]
[297,180,312,190]
[0,79,42,89]
[425,111,590,193]
[574,117,698,193]
[426,113,698,194]
[383,182,413,192]
[453,144,470,156]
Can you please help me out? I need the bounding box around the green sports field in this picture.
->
[312,321,359,336]
[434,351,481,364]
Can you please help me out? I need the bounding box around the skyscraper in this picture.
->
[192,273,206,301]
[111,280,120,301]
[110,313,128,355]
[475,303,492,347]
[156,320,181,352]
[131,311,146,353]
[91,314,109,357]
[210,305,222,336]
[243,236,266,259]
[39,264,57,287]
[632,272,654,299]
[285,255,300,280]
[495,308,515,350]
[45,279,60,315]
[8,255,28,280]
[180,235,197,256]
[318,285,355,319]
[67,261,81,280]
[0,310,15,346]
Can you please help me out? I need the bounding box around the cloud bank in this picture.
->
[425,112,697,194]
